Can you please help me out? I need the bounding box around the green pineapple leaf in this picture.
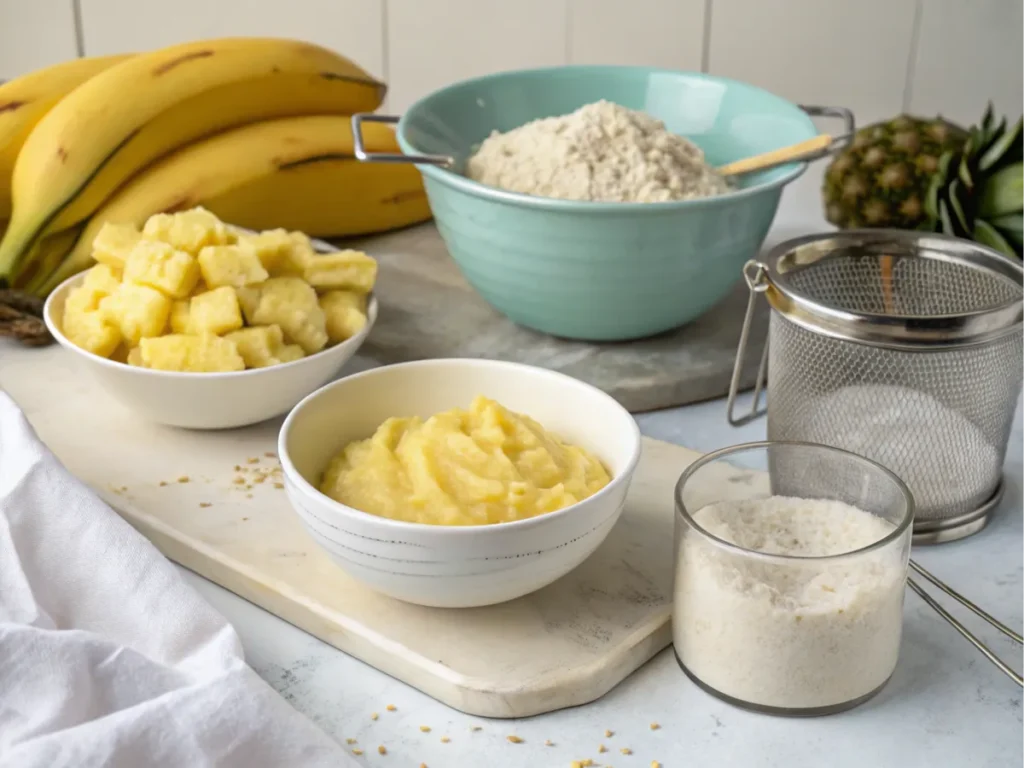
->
[974,218,1018,257]
[989,212,1024,239]
[924,151,954,222]
[980,103,996,135]
[974,115,1024,169]
[977,162,1023,218]
[946,178,971,234]
[958,146,975,189]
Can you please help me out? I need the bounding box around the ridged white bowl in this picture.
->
[43,270,377,430]
[278,359,642,608]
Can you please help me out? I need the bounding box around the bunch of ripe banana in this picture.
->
[0,37,431,298]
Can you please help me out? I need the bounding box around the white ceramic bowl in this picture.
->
[278,359,642,608]
[43,271,377,430]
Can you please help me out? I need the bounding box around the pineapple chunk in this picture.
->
[83,263,122,294]
[275,344,305,363]
[109,344,130,364]
[319,290,368,343]
[126,347,145,367]
[235,285,262,325]
[140,335,189,371]
[65,285,106,315]
[91,222,142,269]
[122,240,200,299]
[65,264,123,316]
[142,207,233,255]
[197,243,269,288]
[63,309,121,358]
[189,286,243,335]
[260,231,316,277]
[303,249,377,292]
[99,283,171,345]
[186,333,245,373]
[249,277,327,354]
[239,229,293,273]
[169,300,192,334]
[224,325,286,368]
[139,333,244,373]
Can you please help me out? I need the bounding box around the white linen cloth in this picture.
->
[0,392,356,767]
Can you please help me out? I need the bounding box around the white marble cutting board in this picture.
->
[0,343,759,718]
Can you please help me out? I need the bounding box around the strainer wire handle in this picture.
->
[907,561,1023,687]
[727,260,771,427]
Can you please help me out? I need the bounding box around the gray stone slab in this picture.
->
[343,224,768,414]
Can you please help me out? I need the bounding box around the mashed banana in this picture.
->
[320,396,611,526]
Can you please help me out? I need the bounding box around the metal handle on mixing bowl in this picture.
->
[797,104,857,160]
[726,260,772,427]
[351,114,455,167]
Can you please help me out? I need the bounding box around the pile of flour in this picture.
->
[797,384,1001,515]
[465,100,732,203]
[674,496,905,710]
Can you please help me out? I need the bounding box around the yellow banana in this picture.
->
[11,227,81,293]
[0,54,133,220]
[41,115,424,293]
[0,37,385,284]
[202,156,431,238]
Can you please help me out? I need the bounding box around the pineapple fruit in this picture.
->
[60,206,375,371]
[823,104,1023,258]
[823,115,968,229]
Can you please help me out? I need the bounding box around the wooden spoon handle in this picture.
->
[717,134,834,177]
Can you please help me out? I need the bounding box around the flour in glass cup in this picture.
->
[674,495,906,710]
[465,100,732,203]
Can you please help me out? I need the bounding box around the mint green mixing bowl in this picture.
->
[355,66,847,341]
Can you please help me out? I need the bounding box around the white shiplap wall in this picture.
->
[1,0,1021,126]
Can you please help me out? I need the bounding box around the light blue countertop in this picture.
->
[180,167,1023,768]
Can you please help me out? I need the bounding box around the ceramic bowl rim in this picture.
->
[277,357,643,536]
[398,64,815,213]
[43,269,378,380]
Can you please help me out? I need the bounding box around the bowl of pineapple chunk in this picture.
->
[44,207,379,429]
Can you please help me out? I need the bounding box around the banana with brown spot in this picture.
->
[0,37,385,285]
[0,54,133,219]
[40,114,426,293]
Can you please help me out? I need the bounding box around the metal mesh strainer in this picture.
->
[727,230,1024,544]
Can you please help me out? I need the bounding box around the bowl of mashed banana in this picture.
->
[277,358,642,607]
